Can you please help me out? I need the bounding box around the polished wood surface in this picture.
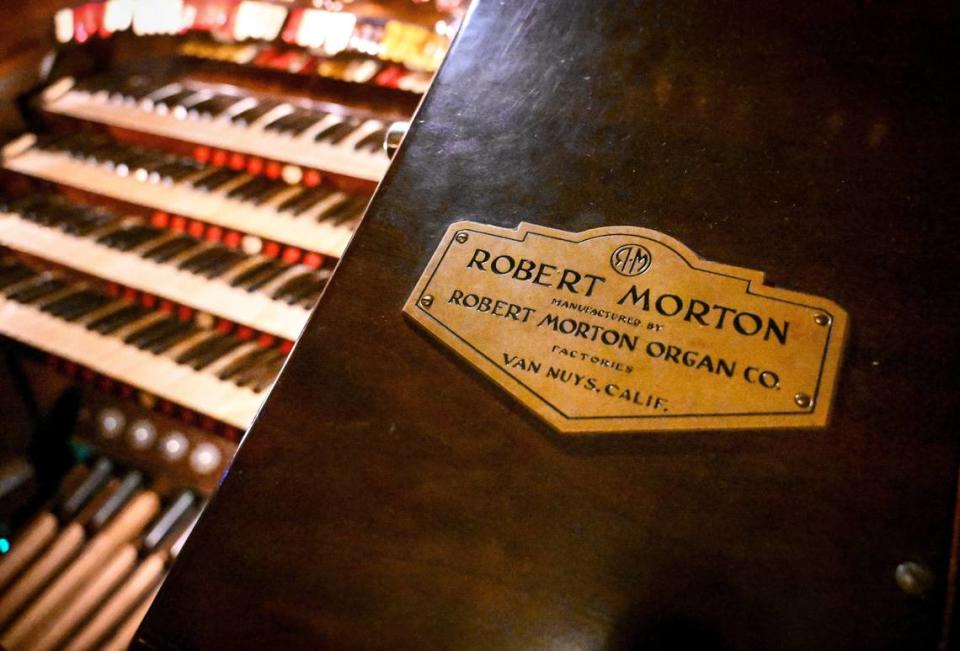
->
[0,1,65,136]
[137,0,960,648]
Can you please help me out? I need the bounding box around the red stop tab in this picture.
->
[282,247,302,264]
[229,153,247,170]
[206,225,224,242]
[224,231,242,248]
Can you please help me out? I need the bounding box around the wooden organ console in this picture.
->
[1,0,959,650]
[0,1,459,649]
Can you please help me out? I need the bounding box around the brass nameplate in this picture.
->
[404,222,848,434]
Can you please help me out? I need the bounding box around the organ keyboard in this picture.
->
[44,74,394,181]
[0,196,322,340]
[0,258,278,428]
[0,0,462,648]
[4,132,366,255]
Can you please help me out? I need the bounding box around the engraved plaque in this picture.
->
[404,222,848,434]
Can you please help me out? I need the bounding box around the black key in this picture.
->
[298,288,325,309]
[192,168,240,192]
[118,76,161,102]
[145,321,199,354]
[101,225,165,251]
[41,289,98,316]
[73,76,104,94]
[354,128,387,153]
[174,333,224,365]
[172,91,211,115]
[226,177,269,200]
[326,119,363,145]
[275,188,311,213]
[0,264,35,291]
[204,169,246,193]
[270,273,314,302]
[330,196,370,225]
[286,275,329,304]
[183,166,222,187]
[125,225,167,249]
[229,260,278,289]
[63,133,98,151]
[189,94,242,119]
[188,336,244,370]
[315,195,355,223]
[217,346,273,381]
[186,248,237,276]
[86,304,148,335]
[59,293,114,322]
[291,187,337,216]
[264,110,322,136]
[232,354,269,388]
[94,225,127,247]
[141,235,199,262]
[175,333,242,368]
[207,95,247,118]
[199,250,247,279]
[235,351,285,391]
[291,114,325,136]
[261,110,300,133]
[232,177,275,202]
[66,207,115,236]
[97,224,144,249]
[178,247,224,272]
[158,159,205,182]
[123,317,178,346]
[230,99,283,127]
[134,319,191,351]
[141,83,183,109]
[314,119,351,143]
[246,263,289,293]
[112,150,154,175]
[152,89,197,112]
[248,179,290,206]
[21,206,67,229]
[326,120,363,144]
[73,143,105,165]
[5,196,42,216]
[33,132,72,151]
[7,277,68,304]
[183,95,220,117]
[35,134,64,153]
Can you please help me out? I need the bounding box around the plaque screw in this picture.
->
[420,295,434,308]
[814,313,831,326]
[794,393,813,409]
[895,561,934,596]
[455,231,469,244]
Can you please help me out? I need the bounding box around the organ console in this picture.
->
[0,0,958,649]
[0,1,459,648]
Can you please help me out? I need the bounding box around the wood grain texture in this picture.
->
[137,0,960,649]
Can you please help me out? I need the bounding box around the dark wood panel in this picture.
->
[137,0,960,649]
